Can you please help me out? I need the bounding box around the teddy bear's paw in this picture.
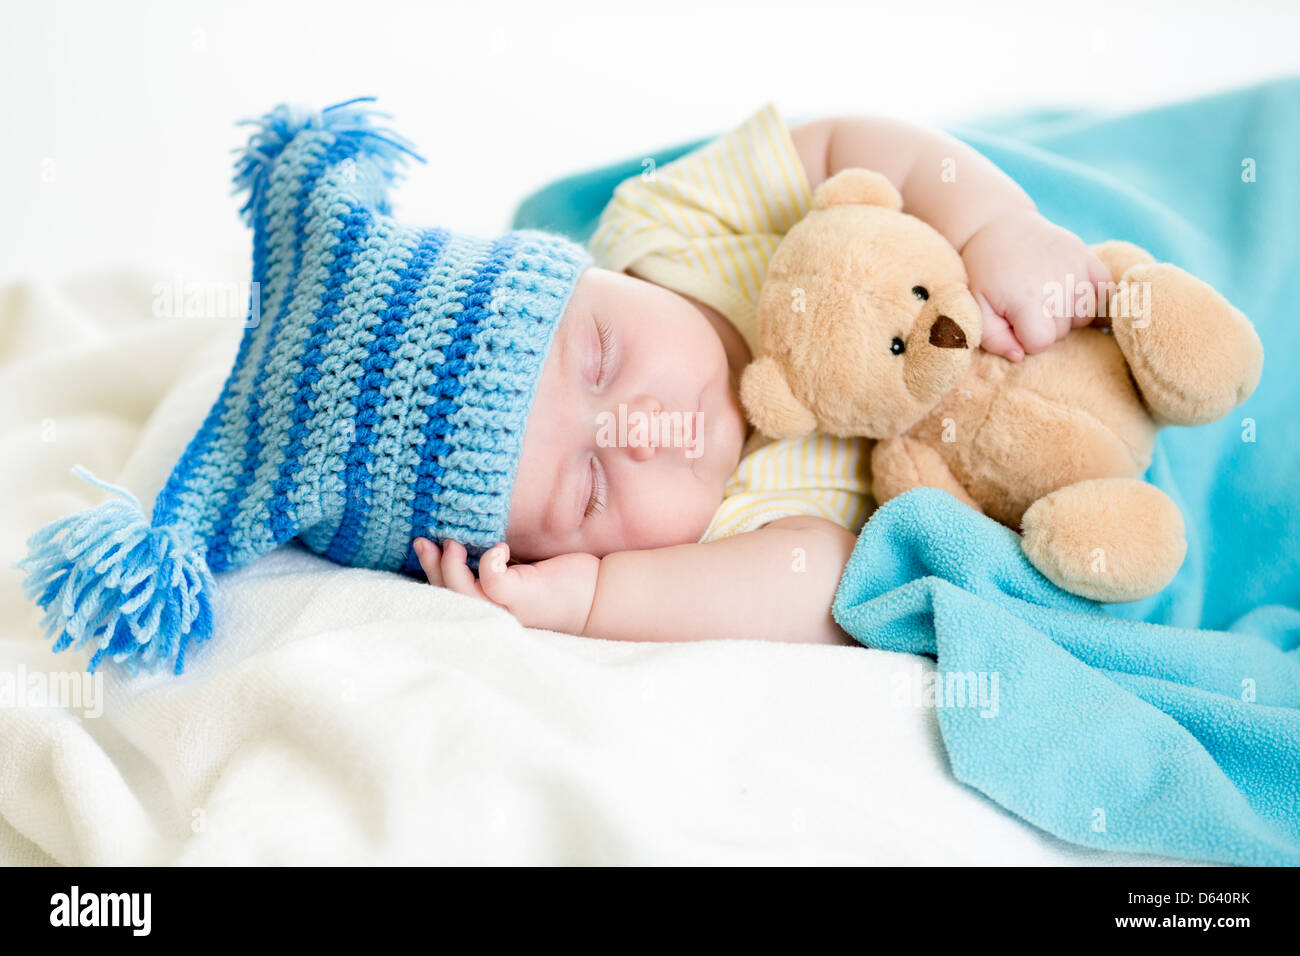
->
[1110,263,1263,426]
[1020,478,1186,603]
[1090,240,1156,282]
[739,354,819,439]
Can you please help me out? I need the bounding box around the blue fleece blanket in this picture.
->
[833,490,1300,866]
[512,79,1300,865]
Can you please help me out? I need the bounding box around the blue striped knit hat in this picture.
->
[17,98,591,675]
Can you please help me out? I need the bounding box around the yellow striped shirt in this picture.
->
[589,102,874,542]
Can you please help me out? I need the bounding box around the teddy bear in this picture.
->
[739,168,1263,602]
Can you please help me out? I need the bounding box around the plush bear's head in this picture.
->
[741,169,982,439]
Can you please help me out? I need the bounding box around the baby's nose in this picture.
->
[624,393,662,463]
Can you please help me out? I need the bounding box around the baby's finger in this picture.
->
[1059,256,1104,330]
[441,540,488,602]
[1052,298,1073,342]
[1037,286,1069,340]
[1084,254,1114,328]
[974,292,1024,362]
[477,544,518,605]
[478,543,510,578]
[413,537,443,587]
[1006,300,1056,355]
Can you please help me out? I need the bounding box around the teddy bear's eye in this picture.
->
[890,337,906,355]
[912,285,929,301]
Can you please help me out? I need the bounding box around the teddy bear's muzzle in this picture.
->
[928,314,968,349]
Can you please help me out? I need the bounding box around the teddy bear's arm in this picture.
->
[870,436,983,513]
[739,355,818,439]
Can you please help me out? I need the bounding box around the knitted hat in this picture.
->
[18,98,592,675]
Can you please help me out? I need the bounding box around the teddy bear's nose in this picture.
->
[928,314,968,349]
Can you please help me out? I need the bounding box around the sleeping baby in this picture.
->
[0,99,1191,677]
[413,104,1113,647]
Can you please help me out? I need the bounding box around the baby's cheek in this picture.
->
[503,489,562,562]
[623,475,720,551]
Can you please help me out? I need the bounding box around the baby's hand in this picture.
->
[960,209,1112,361]
[414,538,600,635]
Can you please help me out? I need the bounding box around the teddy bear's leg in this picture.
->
[1094,245,1263,426]
[871,436,983,512]
[1019,477,1186,602]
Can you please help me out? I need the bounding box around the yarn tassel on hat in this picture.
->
[15,467,215,676]
[231,95,424,227]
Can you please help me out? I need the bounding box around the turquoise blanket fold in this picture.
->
[512,79,1300,864]
[831,489,1300,867]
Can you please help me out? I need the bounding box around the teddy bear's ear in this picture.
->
[740,355,819,440]
[812,168,903,212]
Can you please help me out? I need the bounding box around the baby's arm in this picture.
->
[415,516,858,647]
[790,115,1111,361]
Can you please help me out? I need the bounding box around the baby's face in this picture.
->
[506,267,747,561]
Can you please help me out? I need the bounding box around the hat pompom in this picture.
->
[232,96,424,227]
[16,467,215,676]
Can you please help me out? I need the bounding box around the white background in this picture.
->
[2,0,1298,285]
